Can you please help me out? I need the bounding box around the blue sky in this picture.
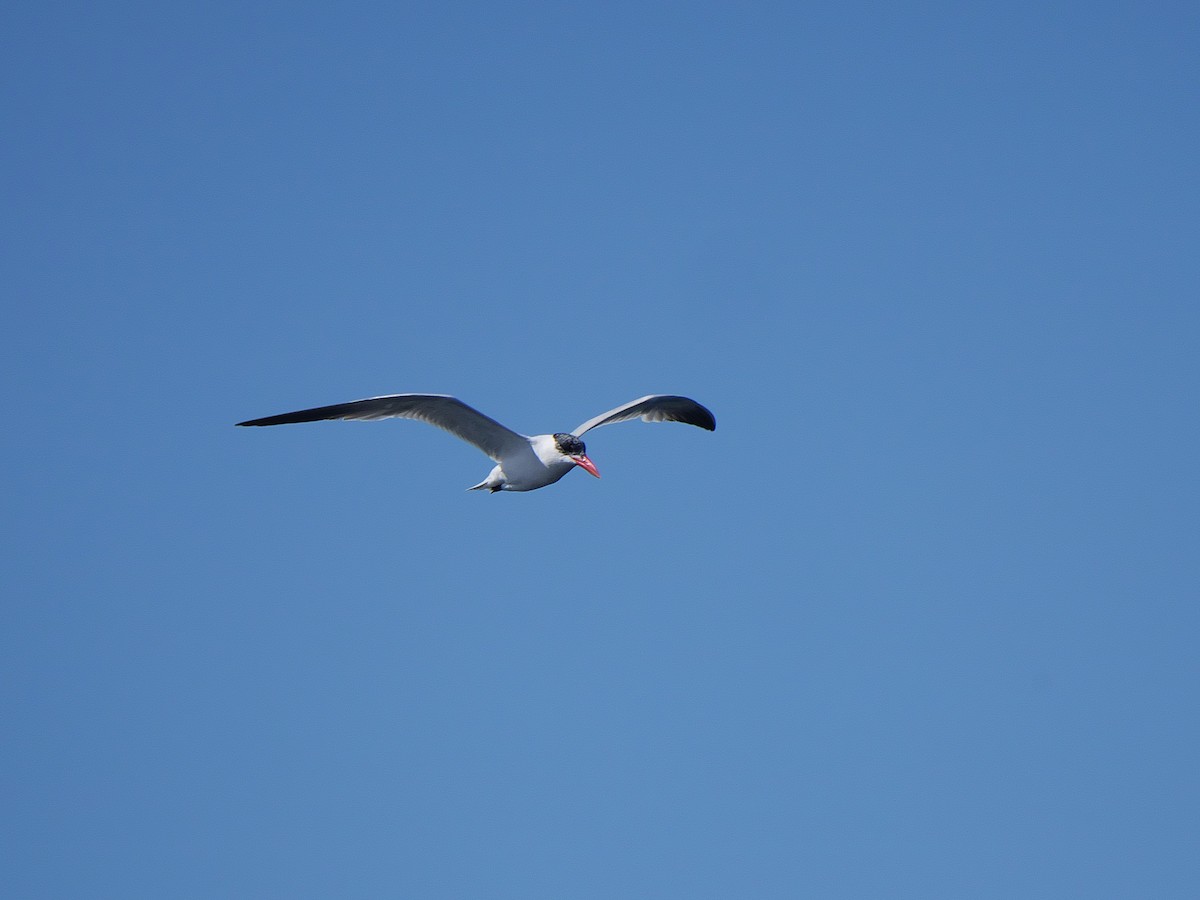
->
[2,1,1197,896]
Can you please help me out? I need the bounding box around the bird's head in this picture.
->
[553,433,600,478]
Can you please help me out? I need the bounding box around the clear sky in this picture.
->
[2,1,1197,897]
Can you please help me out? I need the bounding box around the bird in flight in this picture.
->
[237,393,715,493]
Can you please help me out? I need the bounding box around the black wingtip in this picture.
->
[689,402,716,431]
[235,411,325,427]
[236,416,298,427]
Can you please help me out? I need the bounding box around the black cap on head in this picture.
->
[553,433,587,456]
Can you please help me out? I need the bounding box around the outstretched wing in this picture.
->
[572,395,716,437]
[237,394,530,462]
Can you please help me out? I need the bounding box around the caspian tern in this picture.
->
[236,393,715,492]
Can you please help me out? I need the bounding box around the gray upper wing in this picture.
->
[572,395,716,437]
[236,393,529,462]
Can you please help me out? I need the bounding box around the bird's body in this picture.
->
[467,434,577,493]
[237,393,715,493]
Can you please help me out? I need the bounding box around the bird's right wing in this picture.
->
[236,394,529,462]
[572,395,716,436]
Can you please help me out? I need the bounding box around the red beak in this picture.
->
[571,454,601,478]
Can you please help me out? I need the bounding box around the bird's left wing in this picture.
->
[236,393,529,462]
[572,395,716,436]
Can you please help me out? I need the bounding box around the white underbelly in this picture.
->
[501,453,574,491]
